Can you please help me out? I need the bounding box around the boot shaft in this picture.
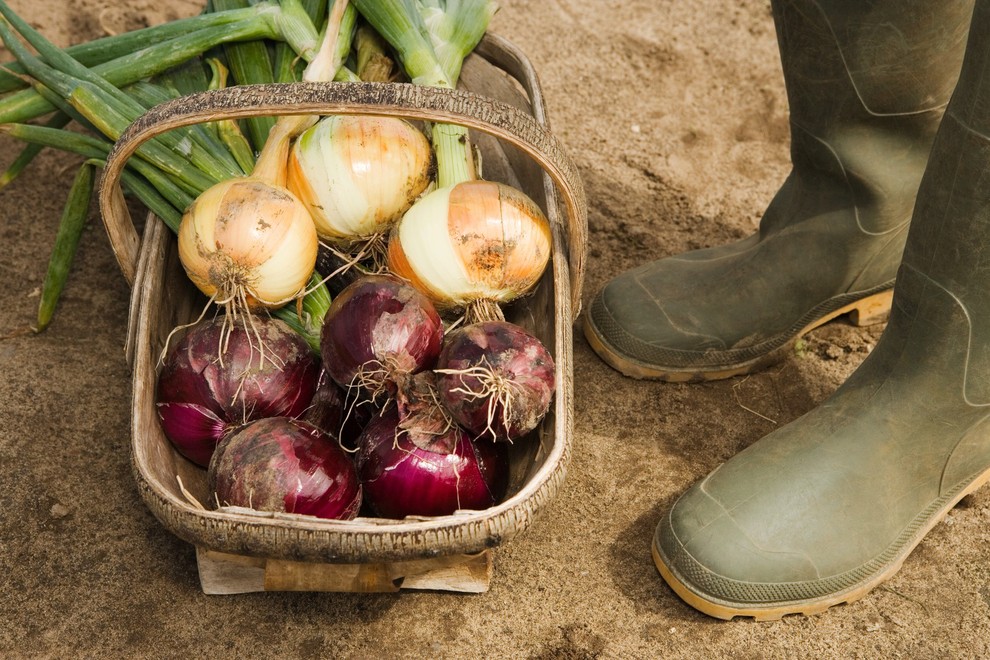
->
[774,1,970,121]
[897,0,990,403]
[766,0,972,236]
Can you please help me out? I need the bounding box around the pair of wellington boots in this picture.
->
[585,0,990,619]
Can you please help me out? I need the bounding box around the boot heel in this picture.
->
[848,290,894,326]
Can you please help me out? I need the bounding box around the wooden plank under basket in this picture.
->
[98,34,587,594]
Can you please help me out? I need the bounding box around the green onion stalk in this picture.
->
[34,162,96,332]
[0,0,351,348]
[351,0,497,188]
[0,1,320,126]
[0,3,285,94]
[0,111,70,187]
[271,0,329,83]
[203,59,257,173]
[209,0,279,148]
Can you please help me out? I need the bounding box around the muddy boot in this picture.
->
[652,0,990,620]
[584,0,972,381]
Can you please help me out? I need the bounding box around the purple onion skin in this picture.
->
[156,315,320,467]
[208,417,362,520]
[436,321,555,442]
[356,407,509,518]
[320,275,443,398]
[156,403,227,466]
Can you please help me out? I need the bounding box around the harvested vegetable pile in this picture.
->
[1,0,557,521]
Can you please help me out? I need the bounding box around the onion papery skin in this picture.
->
[156,315,320,467]
[287,115,434,243]
[356,406,508,518]
[178,177,318,310]
[208,417,362,520]
[320,275,444,400]
[437,321,555,442]
[387,180,552,318]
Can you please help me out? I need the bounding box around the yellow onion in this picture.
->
[178,178,318,310]
[387,180,552,321]
[175,0,347,315]
[287,115,434,245]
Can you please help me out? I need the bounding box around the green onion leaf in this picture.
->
[35,162,96,332]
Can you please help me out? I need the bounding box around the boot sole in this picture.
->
[584,289,894,382]
[651,464,990,621]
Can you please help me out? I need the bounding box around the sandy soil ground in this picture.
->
[2,0,989,657]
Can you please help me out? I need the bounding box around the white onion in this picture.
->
[287,114,433,244]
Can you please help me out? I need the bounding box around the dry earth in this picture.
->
[1,0,989,658]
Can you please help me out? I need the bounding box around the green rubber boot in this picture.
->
[653,0,990,620]
[584,0,972,382]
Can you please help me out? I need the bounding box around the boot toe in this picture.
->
[582,233,866,380]
[653,480,835,620]
[650,342,990,620]
[587,272,717,352]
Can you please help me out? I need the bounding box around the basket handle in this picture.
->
[97,81,588,318]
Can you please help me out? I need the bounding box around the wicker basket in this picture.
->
[98,34,587,594]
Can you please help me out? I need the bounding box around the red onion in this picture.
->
[208,416,362,520]
[156,315,320,467]
[302,368,373,452]
[356,404,508,518]
[436,321,555,442]
[320,274,444,402]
